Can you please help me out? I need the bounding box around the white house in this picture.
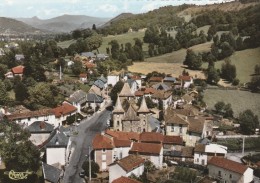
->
[66,90,87,112]
[179,75,193,88]
[109,155,145,183]
[129,142,163,169]
[6,109,56,126]
[107,72,120,86]
[46,127,70,166]
[208,157,253,183]
[194,143,227,166]
[152,90,172,110]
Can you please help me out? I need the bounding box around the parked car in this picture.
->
[79,170,85,178]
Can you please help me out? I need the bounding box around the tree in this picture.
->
[0,80,8,105]
[183,49,202,70]
[109,40,120,60]
[249,76,260,92]
[221,59,236,82]
[110,81,124,104]
[14,81,28,102]
[0,120,40,172]
[71,60,84,76]
[81,160,100,178]
[214,101,225,114]
[207,66,220,84]
[92,24,96,30]
[239,110,259,135]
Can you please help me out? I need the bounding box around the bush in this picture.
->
[232,78,240,86]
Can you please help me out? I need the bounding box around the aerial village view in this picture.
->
[0,0,259,183]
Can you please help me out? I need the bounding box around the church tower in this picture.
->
[112,96,125,131]
[137,96,151,132]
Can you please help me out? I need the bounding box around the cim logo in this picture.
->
[4,170,33,180]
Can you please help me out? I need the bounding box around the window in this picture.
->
[230,174,232,179]
[117,121,120,126]
[197,158,199,162]
[171,125,174,132]
[179,124,183,133]
[218,171,221,177]
[102,154,106,161]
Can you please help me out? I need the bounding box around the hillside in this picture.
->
[0,17,45,34]
[101,13,134,28]
[17,14,110,33]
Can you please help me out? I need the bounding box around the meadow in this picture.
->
[203,89,260,118]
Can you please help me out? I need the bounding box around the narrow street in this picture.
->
[63,105,112,183]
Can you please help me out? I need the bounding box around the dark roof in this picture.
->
[46,129,69,148]
[181,146,194,157]
[98,76,107,83]
[208,157,248,175]
[42,162,61,183]
[127,79,136,88]
[122,105,140,121]
[27,121,54,133]
[152,83,170,91]
[194,144,206,153]
[94,80,105,89]
[163,77,176,82]
[67,90,87,104]
[147,115,160,131]
[86,93,103,103]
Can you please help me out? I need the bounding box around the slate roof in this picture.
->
[130,142,162,155]
[94,80,105,89]
[67,90,87,104]
[52,103,77,118]
[119,83,134,97]
[111,155,145,172]
[42,162,61,183]
[46,129,69,148]
[165,114,189,126]
[86,93,103,103]
[152,83,170,91]
[97,75,107,83]
[127,79,137,88]
[137,97,150,113]
[113,96,125,113]
[27,121,54,133]
[122,105,140,121]
[112,176,141,183]
[147,115,161,131]
[208,157,248,175]
[81,52,95,58]
[163,77,176,82]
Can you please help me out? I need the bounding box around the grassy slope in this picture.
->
[204,89,260,118]
[202,47,260,83]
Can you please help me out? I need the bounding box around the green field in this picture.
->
[57,39,76,49]
[204,89,260,118]
[202,47,260,83]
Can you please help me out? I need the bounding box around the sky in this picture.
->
[0,0,232,19]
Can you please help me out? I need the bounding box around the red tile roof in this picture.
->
[135,91,144,96]
[105,130,139,141]
[92,134,114,150]
[114,155,145,172]
[11,65,24,74]
[143,88,156,94]
[149,77,163,82]
[131,75,141,80]
[6,109,54,121]
[113,176,141,183]
[163,135,183,145]
[130,142,162,155]
[113,138,132,147]
[79,73,87,78]
[208,157,248,175]
[85,62,96,69]
[139,132,164,143]
[194,144,206,153]
[179,75,192,81]
[52,103,77,118]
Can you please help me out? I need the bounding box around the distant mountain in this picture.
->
[16,14,110,33]
[0,17,46,34]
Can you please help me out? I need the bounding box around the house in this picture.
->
[152,83,171,91]
[27,121,54,146]
[97,75,108,89]
[109,155,145,183]
[66,90,87,112]
[15,54,25,62]
[42,162,62,183]
[164,146,194,163]
[4,71,14,79]
[130,75,142,89]
[112,176,141,183]
[179,75,193,88]
[163,77,176,84]
[129,142,163,168]
[11,65,24,78]
[46,127,70,166]
[152,90,172,110]
[127,79,139,94]
[208,157,253,183]
[165,113,189,137]
[107,72,120,87]
[52,103,77,125]
[134,88,156,100]
[79,73,88,83]
[149,77,163,85]
[86,93,104,110]
[6,109,56,126]
[194,144,227,166]
[81,52,96,59]
[97,53,109,61]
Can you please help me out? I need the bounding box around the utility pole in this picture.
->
[89,146,91,183]
[242,136,245,156]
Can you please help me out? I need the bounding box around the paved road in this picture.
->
[63,107,112,183]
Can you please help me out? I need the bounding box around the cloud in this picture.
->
[4,0,14,5]
[27,6,33,10]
